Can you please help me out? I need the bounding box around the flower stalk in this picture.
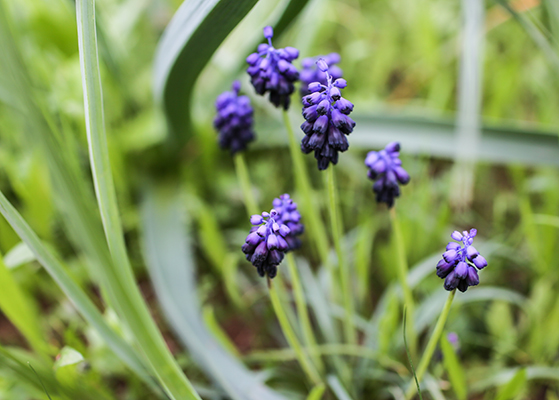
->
[327,166,356,344]
[405,289,456,400]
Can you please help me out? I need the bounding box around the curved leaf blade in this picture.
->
[141,182,288,400]
[153,0,259,144]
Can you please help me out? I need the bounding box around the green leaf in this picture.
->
[53,347,85,370]
[76,2,201,397]
[0,189,156,394]
[327,375,353,400]
[0,252,48,355]
[495,368,526,400]
[141,182,288,400]
[76,0,134,293]
[306,383,326,400]
[260,111,559,166]
[440,333,467,400]
[153,0,259,145]
[4,242,35,269]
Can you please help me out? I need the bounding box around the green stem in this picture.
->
[234,152,258,216]
[269,280,323,385]
[282,111,330,268]
[389,207,416,358]
[326,167,356,344]
[405,289,456,400]
[286,253,325,373]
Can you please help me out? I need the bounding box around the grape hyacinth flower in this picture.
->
[365,142,410,208]
[436,229,488,292]
[213,81,255,154]
[299,53,343,97]
[300,59,355,170]
[242,209,291,279]
[272,194,304,251]
[246,26,299,110]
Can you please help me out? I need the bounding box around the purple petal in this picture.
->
[454,261,468,278]
[443,249,458,263]
[250,215,263,225]
[466,245,479,261]
[451,231,463,241]
[263,26,273,39]
[473,255,487,269]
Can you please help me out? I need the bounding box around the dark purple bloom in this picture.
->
[300,53,343,97]
[364,142,410,208]
[246,26,299,110]
[242,209,291,278]
[436,229,487,292]
[300,59,355,170]
[213,81,255,154]
[272,194,304,251]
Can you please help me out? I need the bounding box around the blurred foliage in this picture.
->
[0,0,558,399]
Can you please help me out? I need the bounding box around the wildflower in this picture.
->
[272,194,304,251]
[300,53,343,97]
[436,229,488,292]
[246,26,299,110]
[364,142,410,208]
[242,209,291,278]
[300,59,355,170]
[213,81,255,154]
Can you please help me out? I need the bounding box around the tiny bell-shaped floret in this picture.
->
[300,59,355,170]
[300,53,343,96]
[246,26,299,110]
[436,228,487,292]
[365,142,410,208]
[242,209,291,278]
[213,81,255,154]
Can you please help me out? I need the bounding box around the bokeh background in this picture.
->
[0,0,558,399]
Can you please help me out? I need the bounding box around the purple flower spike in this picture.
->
[272,194,304,251]
[246,26,299,110]
[213,81,255,154]
[436,228,487,292]
[242,209,291,278]
[300,53,343,97]
[365,142,410,208]
[300,59,355,170]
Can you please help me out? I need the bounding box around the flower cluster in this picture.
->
[364,142,410,208]
[242,209,291,279]
[300,59,355,170]
[437,229,488,292]
[272,194,304,251]
[300,53,343,97]
[246,26,299,110]
[213,81,255,154]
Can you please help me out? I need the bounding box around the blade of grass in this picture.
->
[403,310,422,400]
[76,3,202,398]
[327,375,353,400]
[141,182,289,400]
[440,333,467,400]
[0,189,159,395]
[76,0,135,293]
[0,253,49,355]
[306,383,326,400]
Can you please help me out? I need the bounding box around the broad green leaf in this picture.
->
[495,368,526,400]
[259,111,559,166]
[4,242,35,269]
[153,0,259,144]
[440,334,467,400]
[141,183,288,400]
